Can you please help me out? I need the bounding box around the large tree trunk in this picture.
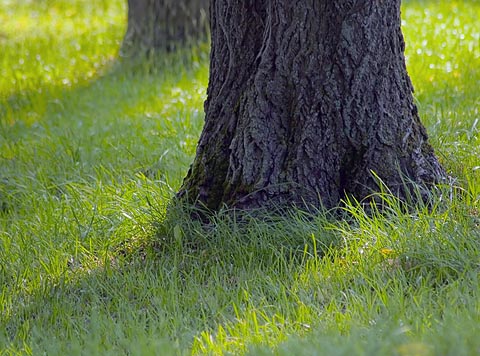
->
[178,0,446,212]
[122,0,208,54]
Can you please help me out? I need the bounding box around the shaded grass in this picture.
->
[1,0,479,355]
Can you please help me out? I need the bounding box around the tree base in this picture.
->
[178,1,446,212]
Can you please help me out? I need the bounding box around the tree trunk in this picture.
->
[178,0,446,212]
[122,0,208,54]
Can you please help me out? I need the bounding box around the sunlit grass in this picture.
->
[0,0,123,97]
[1,0,479,355]
[402,1,480,191]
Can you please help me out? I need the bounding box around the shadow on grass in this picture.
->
[1,42,209,131]
[0,205,342,353]
[0,44,209,215]
[3,195,479,354]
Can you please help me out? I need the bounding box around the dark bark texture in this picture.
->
[122,0,208,53]
[178,0,446,211]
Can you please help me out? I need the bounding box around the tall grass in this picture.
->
[1,0,479,355]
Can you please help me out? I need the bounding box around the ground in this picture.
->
[0,1,479,355]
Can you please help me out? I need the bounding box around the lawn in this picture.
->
[0,0,479,355]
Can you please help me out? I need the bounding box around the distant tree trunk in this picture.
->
[122,0,208,54]
[178,1,446,212]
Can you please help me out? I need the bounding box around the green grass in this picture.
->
[1,0,479,355]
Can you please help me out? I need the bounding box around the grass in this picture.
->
[0,0,479,355]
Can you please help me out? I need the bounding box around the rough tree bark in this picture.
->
[122,0,208,54]
[178,0,446,212]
